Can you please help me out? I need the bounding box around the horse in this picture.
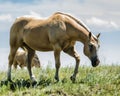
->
[13,49,40,69]
[7,12,100,83]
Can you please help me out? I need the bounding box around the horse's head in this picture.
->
[84,32,100,67]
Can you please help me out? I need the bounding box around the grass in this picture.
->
[0,65,120,96]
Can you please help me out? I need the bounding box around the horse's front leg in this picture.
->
[63,46,80,82]
[70,52,80,82]
[54,49,61,82]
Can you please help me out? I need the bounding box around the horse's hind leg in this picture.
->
[7,46,18,81]
[63,46,80,82]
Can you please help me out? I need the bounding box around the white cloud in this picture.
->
[0,1,119,33]
[86,17,119,31]
[0,14,13,32]
[0,14,13,22]
[29,11,41,17]
[110,21,119,29]
[17,11,42,19]
[86,17,108,26]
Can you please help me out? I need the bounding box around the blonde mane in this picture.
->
[54,12,91,32]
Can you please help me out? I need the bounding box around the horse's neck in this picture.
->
[78,30,89,44]
[68,25,89,44]
[65,16,89,44]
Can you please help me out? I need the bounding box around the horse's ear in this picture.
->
[96,33,100,38]
[89,32,92,40]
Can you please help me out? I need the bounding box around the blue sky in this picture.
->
[0,0,120,71]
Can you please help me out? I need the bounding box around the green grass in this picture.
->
[0,65,120,96]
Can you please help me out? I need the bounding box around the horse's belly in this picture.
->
[26,41,53,51]
[34,44,53,51]
[24,37,53,51]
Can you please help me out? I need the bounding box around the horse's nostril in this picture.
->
[91,56,100,67]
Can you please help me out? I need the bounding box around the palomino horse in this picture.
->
[7,12,100,82]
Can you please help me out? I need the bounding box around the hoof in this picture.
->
[54,76,59,82]
[32,80,37,87]
[10,82,16,91]
[31,76,37,87]
[70,76,76,83]
[7,79,13,83]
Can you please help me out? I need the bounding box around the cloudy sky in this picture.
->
[0,0,120,71]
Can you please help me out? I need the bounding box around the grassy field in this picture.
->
[0,65,120,96]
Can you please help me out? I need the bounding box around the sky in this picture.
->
[0,0,120,71]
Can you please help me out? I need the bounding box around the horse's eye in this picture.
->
[89,44,93,52]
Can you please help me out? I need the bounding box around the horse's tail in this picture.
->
[9,18,29,49]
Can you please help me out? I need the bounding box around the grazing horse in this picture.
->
[13,50,40,69]
[7,12,100,82]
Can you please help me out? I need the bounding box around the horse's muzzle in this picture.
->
[91,56,100,67]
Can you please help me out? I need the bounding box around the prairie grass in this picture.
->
[0,65,120,96]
